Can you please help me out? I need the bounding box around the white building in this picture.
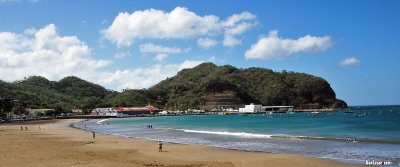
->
[239,103,264,113]
[159,111,169,115]
[91,108,124,117]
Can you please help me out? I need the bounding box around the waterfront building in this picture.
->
[71,109,83,115]
[238,104,294,113]
[113,106,159,116]
[91,108,122,117]
[239,103,263,113]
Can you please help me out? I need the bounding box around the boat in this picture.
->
[311,111,320,116]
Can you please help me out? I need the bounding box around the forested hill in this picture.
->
[0,76,118,111]
[0,63,347,112]
[150,62,347,110]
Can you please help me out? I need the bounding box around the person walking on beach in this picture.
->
[21,126,23,131]
[92,131,96,139]
[25,126,28,131]
[158,141,162,152]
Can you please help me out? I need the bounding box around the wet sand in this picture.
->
[0,119,362,167]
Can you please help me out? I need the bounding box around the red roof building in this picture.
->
[113,106,159,115]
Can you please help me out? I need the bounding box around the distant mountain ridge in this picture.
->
[0,63,346,112]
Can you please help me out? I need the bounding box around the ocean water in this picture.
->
[75,105,400,164]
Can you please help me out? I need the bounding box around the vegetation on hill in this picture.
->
[0,76,118,114]
[0,63,346,115]
[150,63,346,110]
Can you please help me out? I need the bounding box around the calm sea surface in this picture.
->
[75,105,400,164]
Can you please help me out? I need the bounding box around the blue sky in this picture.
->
[0,0,399,106]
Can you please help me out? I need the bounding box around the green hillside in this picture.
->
[0,76,117,112]
[0,63,346,114]
[150,63,347,110]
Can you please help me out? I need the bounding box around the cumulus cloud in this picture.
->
[245,30,332,60]
[223,34,242,47]
[338,56,360,67]
[222,11,256,47]
[101,7,256,47]
[0,24,110,82]
[97,60,203,90]
[197,38,217,49]
[0,24,203,91]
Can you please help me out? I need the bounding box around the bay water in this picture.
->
[75,105,400,164]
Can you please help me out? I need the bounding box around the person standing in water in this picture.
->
[92,131,95,139]
[158,141,162,152]
[353,138,358,143]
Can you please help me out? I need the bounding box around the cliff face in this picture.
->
[151,63,347,109]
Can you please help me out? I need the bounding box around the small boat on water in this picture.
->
[287,109,295,117]
[312,111,320,116]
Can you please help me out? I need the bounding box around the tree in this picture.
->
[13,104,26,115]
[0,98,13,120]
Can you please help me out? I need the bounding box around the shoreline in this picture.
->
[0,119,362,167]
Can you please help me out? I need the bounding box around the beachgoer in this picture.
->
[92,131,96,139]
[107,122,109,125]
[85,124,86,128]
[158,141,162,152]
[353,138,358,143]
[25,126,28,131]
[346,137,350,143]
[20,126,23,131]
[39,126,41,130]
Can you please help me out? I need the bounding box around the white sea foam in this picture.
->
[96,119,109,125]
[182,129,272,138]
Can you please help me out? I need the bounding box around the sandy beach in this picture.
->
[0,119,362,167]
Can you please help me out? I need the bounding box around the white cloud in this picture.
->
[222,11,256,47]
[101,7,256,47]
[0,24,110,82]
[245,30,332,60]
[139,43,183,54]
[114,51,131,59]
[338,56,360,67]
[153,53,168,61]
[97,60,203,90]
[223,34,241,47]
[101,19,108,25]
[197,38,217,49]
[0,24,204,91]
